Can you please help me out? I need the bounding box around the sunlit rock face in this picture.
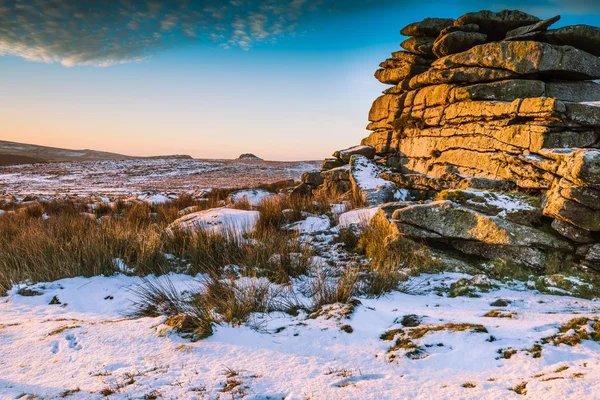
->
[302,9,600,271]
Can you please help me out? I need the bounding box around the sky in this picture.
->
[1,1,600,161]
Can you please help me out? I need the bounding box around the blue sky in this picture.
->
[1,1,599,160]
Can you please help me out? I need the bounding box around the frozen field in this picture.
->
[0,158,321,196]
[1,273,599,399]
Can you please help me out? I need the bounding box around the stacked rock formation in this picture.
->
[309,9,600,271]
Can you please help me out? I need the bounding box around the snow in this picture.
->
[168,207,260,235]
[341,145,372,153]
[331,202,350,216]
[394,189,410,201]
[227,189,277,207]
[581,101,600,107]
[0,209,4,215]
[0,158,320,197]
[138,193,171,205]
[113,258,133,274]
[284,216,331,233]
[338,207,379,227]
[351,157,391,191]
[1,273,599,399]
[460,189,536,215]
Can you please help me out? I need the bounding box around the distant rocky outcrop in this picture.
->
[237,153,263,160]
[296,9,600,271]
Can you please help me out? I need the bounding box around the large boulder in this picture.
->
[401,18,455,37]
[301,171,324,187]
[432,41,600,80]
[400,36,436,58]
[409,66,519,89]
[389,51,433,65]
[558,180,600,211]
[368,94,403,122]
[555,149,600,187]
[349,155,396,206]
[333,145,376,163]
[392,200,571,250]
[543,186,600,232]
[451,241,549,269]
[321,165,350,181]
[540,25,600,57]
[439,23,480,37]
[453,79,545,102]
[455,9,540,40]
[321,158,345,171]
[375,63,430,85]
[505,15,561,39]
[545,81,600,102]
[432,31,487,58]
[361,130,393,155]
[435,189,542,226]
[551,219,595,244]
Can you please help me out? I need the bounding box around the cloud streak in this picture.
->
[0,0,396,67]
[2,1,597,67]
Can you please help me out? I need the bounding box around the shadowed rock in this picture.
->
[433,31,487,58]
[455,9,540,40]
[400,36,436,57]
[505,15,561,39]
[433,41,600,80]
[401,18,455,37]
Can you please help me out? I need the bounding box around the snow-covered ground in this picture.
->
[0,158,320,196]
[1,272,599,399]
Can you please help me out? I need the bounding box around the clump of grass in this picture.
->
[356,217,441,296]
[519,318,600,359]
[385,323,487,360]
[130,274,300,337]
[554,365,569,373]
[462,382,476,389]
[525,344,543,358]
[484,310,516,319]
[541,317,600,346]
[511,381,527,395]
[196,274,296,325]
[19,203,46,218]
[380,328,404,341]
[308,267,360,312]
[399,314,421,327]
[333,227,360,251]
[254,191,339,233]
[497,348,518,360]
[60,388,81,397]
[166,226,313,283]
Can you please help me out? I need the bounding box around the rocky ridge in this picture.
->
[298,9,600,271]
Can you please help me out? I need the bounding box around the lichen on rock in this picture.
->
[310,8,600,272]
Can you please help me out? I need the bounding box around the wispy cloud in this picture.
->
[0,0,395,67]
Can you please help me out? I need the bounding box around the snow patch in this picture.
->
[284,216,331,233]
[338,207,379,227]
[227,189,276,207]
[168,207,260,235]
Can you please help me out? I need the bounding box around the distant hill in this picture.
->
[0,154,47,166]
[0,140,192,165]
[237,153,263,160]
